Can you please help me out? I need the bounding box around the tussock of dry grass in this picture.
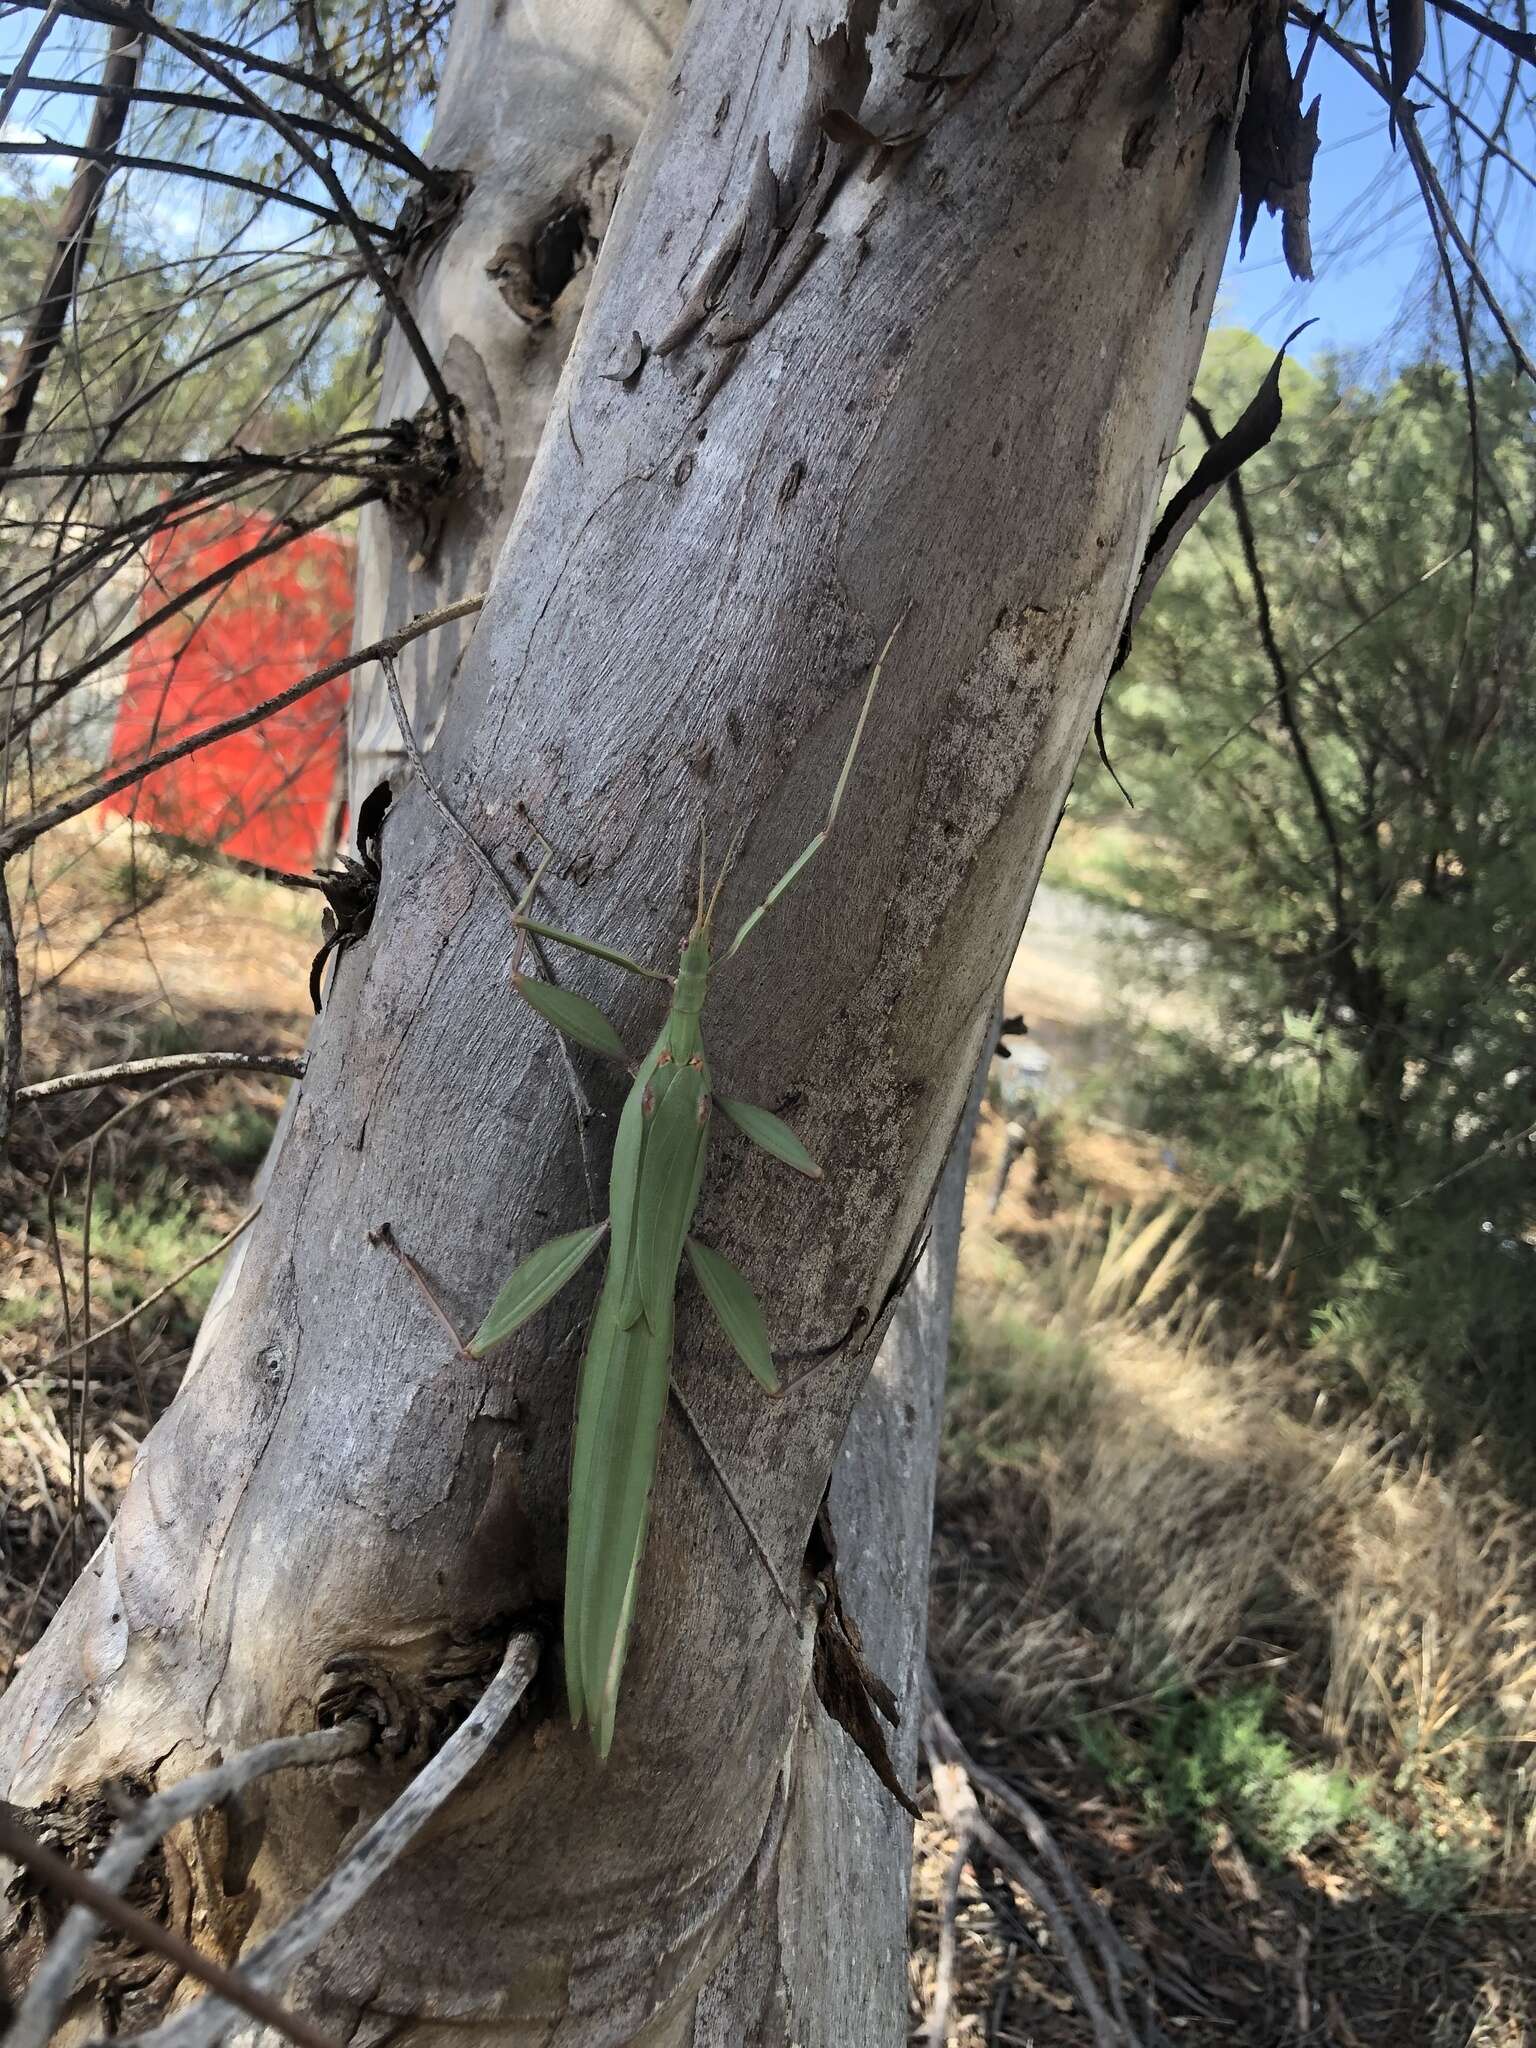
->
[936,1163,1536,1845]
[915,1108,1536,2043]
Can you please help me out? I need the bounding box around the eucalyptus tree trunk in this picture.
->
[0,2,1253,2043]
[348,0,687,797]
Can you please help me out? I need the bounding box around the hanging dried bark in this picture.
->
[1236,0,1321,280]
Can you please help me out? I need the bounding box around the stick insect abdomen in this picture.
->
[567,1034,713,1747]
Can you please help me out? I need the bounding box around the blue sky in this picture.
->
[3,9,1530,374]
[1216,18,1533,370]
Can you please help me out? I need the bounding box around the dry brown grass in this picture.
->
[940,1118,1536,1810]
[2,821,312,1673]
[914,1106,1536,2044]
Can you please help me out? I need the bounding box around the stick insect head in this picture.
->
[683,824,747,949]
[675,824,746,1009]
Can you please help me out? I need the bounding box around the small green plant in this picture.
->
[134,1016,201,1061]
[0,1293,48,1335]
[1077,1687,1366,1866]
[1359,1759,1498,1912]
[203,1103,277,1174]
[66,1167,225,1321]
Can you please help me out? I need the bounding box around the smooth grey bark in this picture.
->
[348,0,687,799]
[0,2,1253,2042]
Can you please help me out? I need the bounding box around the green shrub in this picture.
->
[1077,1687,1365,1866]
[203,1103,277,1174]
[1063,333,1536,1477]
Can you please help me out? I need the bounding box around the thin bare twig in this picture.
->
[0,10,143,475]
[668,1379,800,1620]
[70,0,458,427]
[0,865,22,1145]
[119,1632,541,2048]
[0,600,473,1143]
[1293,7,1536,384]
[2,1,449,437]
[0,69,428,172]
[1187,397,1352,974]
[5,1722,371,2048]
[71,1127,99,1556]
[2,140,386,231]
[34,0,444,185]
[0,0,68,131]
[9,480,386,737]
[377,650,521,924]
[1427,0,1536,68]
[1189,546,1465,773]
[18,1050,307,1104]
[0,1805,343,2048]
[378,648,596,1202]
[27,1207,260,1380]
[0,596,485,861]
[922,1680,1144,2048]
[40,1075,188,1428]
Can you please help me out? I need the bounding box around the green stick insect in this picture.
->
[454,625,898,1759]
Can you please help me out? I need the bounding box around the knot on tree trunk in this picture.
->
[315,1620,535,1765]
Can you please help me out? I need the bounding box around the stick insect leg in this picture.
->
[721,611,907,965]
[371,1223,475,1360]
[377,662,596,1195]
[668,1382,801,1621]
[508,806,672,984]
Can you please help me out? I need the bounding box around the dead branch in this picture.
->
[0,595,485,864]
[2,140,387,232]
[1426,0,1536,68]
[113,1632,541,2048]
[66,0,458,428]
[1292,6,1536,386]
[0,1805,343,2048]
[18,1050,307,1103]
[8,481,386,743]
[30,0,445,187]
[0,69,426,171]
[0,872,21,1159]
[0,10,144,475]
[24,1207,260,1381]
[921,1679,1146,2048]
[1186,395,1352,974]
[0,596,479,1145]
[4,1722,370,2048]
[0,0,69,131]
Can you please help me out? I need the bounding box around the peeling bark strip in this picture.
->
[1110,317,1314,675]
[653,0,1002,395]
[1,3,1255,2043]
[1236,0,1320,280]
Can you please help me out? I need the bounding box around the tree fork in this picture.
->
[0,3,1253,2042]
[348,0,690,798]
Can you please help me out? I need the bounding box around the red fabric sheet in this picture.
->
[104,511,354,870]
